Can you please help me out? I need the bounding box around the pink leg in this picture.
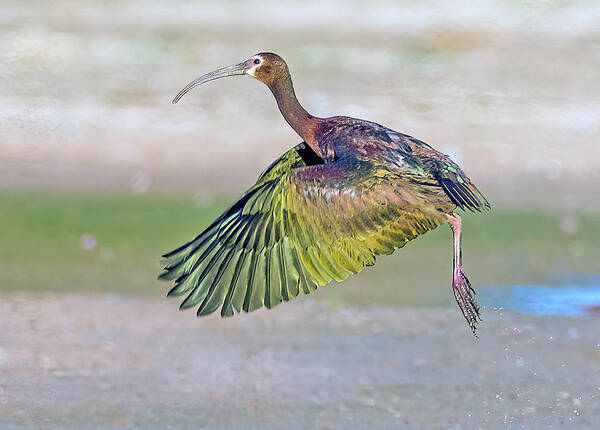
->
[448,213,480,334]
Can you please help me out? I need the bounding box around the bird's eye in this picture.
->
[253,59,260,65]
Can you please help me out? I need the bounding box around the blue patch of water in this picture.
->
[480,277,600,317]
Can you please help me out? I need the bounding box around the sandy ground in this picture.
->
[1,294,599,429]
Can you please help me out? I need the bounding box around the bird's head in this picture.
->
[172,52,289,104]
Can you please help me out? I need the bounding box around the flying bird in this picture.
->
[160,52,490,333]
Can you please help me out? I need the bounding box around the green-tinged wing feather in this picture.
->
[160,142,454,317]
[436,162,490,212]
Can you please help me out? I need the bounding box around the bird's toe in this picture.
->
[452,270,481,335]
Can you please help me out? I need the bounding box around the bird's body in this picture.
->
[161,53,489,333]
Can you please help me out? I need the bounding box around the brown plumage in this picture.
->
[162,52,490,334]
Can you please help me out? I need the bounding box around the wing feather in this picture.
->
[436,165,490,212]
[159,142,457,317]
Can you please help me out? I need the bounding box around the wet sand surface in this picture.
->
[1,294,599,429]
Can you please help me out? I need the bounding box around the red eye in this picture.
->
[253,59,260,65]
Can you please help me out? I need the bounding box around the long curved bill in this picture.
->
[172,61,248,104]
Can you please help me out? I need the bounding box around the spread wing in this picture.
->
[159,143,454,317]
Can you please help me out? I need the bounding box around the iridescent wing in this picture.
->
[159,143,457,317]
[383,129,491,212]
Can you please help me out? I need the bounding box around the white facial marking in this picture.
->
[247,55,263,76]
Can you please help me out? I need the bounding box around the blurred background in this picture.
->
[1,1,599,429]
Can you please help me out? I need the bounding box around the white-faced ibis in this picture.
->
[160,53,490,333]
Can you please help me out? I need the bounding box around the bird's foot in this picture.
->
[452,268,481,336]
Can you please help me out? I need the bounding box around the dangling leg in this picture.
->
[448,213,480,335]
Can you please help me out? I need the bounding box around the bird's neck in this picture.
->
[268,75,326,159]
